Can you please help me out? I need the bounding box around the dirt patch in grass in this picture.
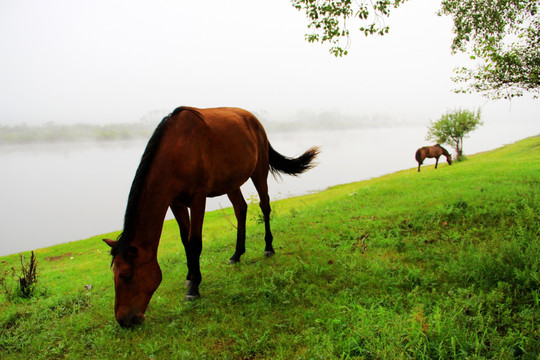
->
[45,252,72,262]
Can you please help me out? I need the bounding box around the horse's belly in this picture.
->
[205,172,252,197]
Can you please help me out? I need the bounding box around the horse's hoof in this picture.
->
[184,280,191,288]
[264,250,275,258]
[228,258,240,265]
[185,294,200,301]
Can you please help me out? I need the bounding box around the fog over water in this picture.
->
[1,118,538,257]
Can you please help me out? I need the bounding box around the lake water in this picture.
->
[1,122,538,256]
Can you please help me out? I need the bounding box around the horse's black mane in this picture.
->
[111,106,185,259]
[436,144,451,156]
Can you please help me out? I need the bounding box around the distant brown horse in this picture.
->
[103,107,319,327]
[415,144,452,172]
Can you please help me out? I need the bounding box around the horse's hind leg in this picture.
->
[227,188,248,264]
[170,200,191,286]
[251,174,274,257]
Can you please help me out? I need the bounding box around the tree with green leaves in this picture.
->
[426,108,483,160]
[292,0,539,99]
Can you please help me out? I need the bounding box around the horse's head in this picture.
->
[103,239,162,327]
[446,156,453,165]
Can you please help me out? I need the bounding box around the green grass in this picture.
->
[1,136,539,359]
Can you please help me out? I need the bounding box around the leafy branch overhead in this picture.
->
[291,0,409,56]
[441,0,539,99]
[292,0,540,99]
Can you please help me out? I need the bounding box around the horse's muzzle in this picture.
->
[117,313,146,328]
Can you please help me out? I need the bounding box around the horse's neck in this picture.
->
[130,185,171,252]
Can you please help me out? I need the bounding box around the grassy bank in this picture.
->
[1,137,539,359]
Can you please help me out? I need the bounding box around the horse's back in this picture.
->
[160,107,268,197]
[178,107,262,126]
[169,107,265,142]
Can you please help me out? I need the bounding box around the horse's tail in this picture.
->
[415,148,422,163]
[268,144,319,178]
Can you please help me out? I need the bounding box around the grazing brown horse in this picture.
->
[103,107,319,327]
[415,144,452,172]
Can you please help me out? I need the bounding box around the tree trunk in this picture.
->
[455,137,463,159]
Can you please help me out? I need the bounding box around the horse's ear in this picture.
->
[103,238,118,248]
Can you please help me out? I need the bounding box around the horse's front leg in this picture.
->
[227,188,247,264]
[170,200,191,287]
[185,195,206,300]
[435,156,440,169]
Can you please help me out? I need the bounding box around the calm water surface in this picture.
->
[0,122,537,256]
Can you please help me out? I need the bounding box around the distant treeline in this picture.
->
[0,111,422,144]
[0,122,156,144]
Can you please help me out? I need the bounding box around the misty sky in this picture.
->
[1,0,539,126]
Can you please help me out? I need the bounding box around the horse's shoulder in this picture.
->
[174,106,205,120]
[166,107,211,129]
